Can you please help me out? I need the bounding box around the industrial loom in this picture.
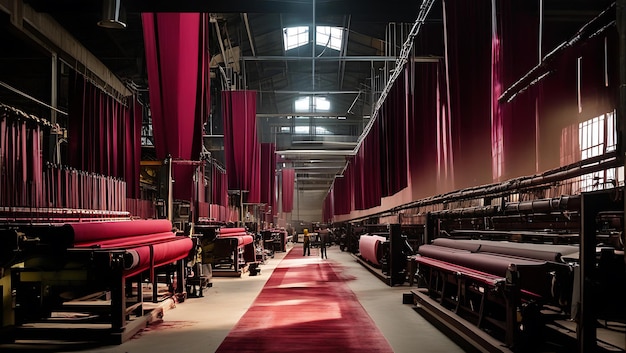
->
[196,226,256,277]
[1,219,194,344]
[408,190,626,352]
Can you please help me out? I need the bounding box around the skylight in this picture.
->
[294,96,331,112]
[283,26,309,50]
[316,26,343,51]
[283,26,344,51]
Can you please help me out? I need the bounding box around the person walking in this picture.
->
[319,228,330,259]
[302,229,311,256]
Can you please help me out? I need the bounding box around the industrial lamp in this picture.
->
[98,0,126,29]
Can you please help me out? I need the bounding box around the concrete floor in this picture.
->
[3,244,466,353]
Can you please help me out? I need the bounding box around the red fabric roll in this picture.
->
[432,238,578,262]
[63,219,173,245]
[124,236,193,277]
[218,234,254,247]
[359,235,387,266]
[75,231,175,248]
[418,244,545,277]
[219,227,247,235]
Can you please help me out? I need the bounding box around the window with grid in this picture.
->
[283,26,309,50]
[579,110,621,191]
[316,26,343,51]
[294,96,330,112]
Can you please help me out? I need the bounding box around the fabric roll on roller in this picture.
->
[418,244,547,278]
[417,244,567,299]
[123,249,141,270]
[76,231,176,248]
[359,235,388,266]
[218,234,254,247]
[123,236,194,278]
[218,227,247,235]
[218,227,254,247]
[431,238,579,262]
[62,219,174,246]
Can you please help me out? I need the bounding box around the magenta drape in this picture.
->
[407,62,446,199]
[349,119,382,213]
[362,120,382,209]
[221,90,261,203]
[124,96,142,198]
[379,69,408,197]
[333,161,353,215]
[142,13,209,201]
[211,164,228,207]
[0,104,49,208]
[68,72,127,178]
[67,72,141,200]
[444,0,493,189]
[260,143,276,219]
[281,168,295,213]
[492,1,539,181]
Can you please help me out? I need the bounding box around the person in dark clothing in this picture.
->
[302,229,311,256]
[319,228,330,259]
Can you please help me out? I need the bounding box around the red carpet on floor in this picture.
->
[215,245,394,352]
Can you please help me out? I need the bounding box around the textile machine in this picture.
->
[261,229,289,255]
[409,190,626,352]
[0,219,194,344]
[357,224,421,286]
[196,226,256,277]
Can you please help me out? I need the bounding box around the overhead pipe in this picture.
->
[499,3,616,102]
[348,152,621,224]
[354,0,436,153]
[427,195,581,220]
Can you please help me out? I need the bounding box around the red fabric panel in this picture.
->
[221,90,260,202]
[444,0,493,189]
[407,62,443,198]
[211,164,228,207]
[492,1,540,181]
[359,235,387,266]
[333,163,352,215]
[260,143,276,208]
[172,163,196,202]
[362,121,382,209]
[142,13,204,162]
[123,96,142,198]
[63,219,173,245]
[67,72,129,179]
[281,168,295,213]
[379,69,408,197]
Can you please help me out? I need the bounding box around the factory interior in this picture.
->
[1,0,626,352]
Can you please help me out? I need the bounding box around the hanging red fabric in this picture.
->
[142,13,209,202]
[280,168,295,213]
[221,90,261,203]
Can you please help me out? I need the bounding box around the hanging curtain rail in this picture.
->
[499,3,616,102]
[0,81,68,116]
[60,58,129,106]
[354,0,436,153]
[347,151,620,223]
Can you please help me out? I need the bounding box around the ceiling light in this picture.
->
[98,0,127,29]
